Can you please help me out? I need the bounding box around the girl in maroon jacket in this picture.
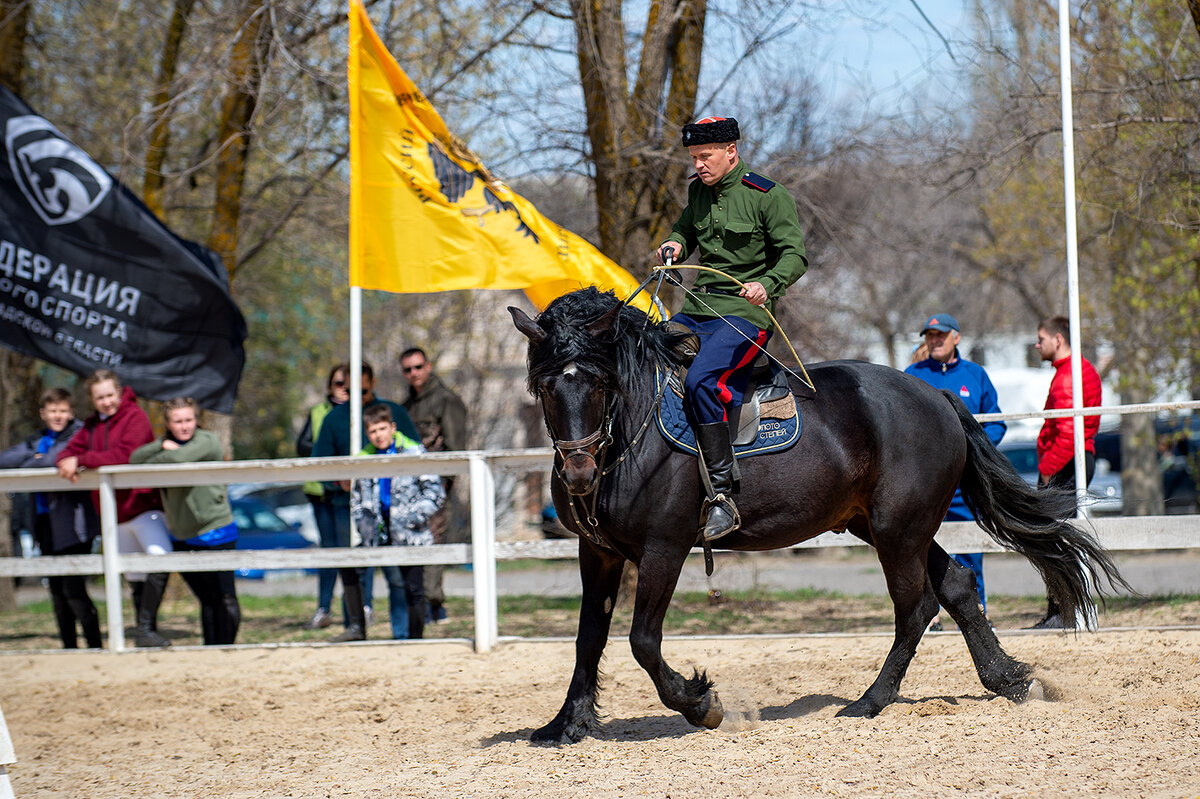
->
[57,370,174,648]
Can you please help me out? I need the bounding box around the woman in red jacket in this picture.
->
[57,370,174,648]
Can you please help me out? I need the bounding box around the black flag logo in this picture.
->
[427,142,539,243]
[5,115,113,226]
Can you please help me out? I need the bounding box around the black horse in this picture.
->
[509,287,1126,744]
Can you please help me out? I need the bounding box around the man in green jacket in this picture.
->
[656,116,808,543]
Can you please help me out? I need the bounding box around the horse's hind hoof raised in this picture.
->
[691,690,724,729]
[1015,677,1060,703]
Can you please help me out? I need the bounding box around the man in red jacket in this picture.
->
[1035,315,1103,488]
[1030,315,1102,629]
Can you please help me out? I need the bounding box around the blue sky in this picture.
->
[820,0,969,99]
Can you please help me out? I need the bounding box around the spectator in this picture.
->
[56,370,173,648]
[1161,437,1197,514]
[1030,314,1102,629]
[296,363,350,630]
[347,404,444,640]
[130,398,240,645]
[400,347,467,623]
[905,314,1006,629]
[0,387,102,649]
[311,360,419,640]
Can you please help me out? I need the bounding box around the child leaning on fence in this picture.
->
[347,403,445,640]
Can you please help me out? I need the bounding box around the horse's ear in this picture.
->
[585,304,622,339]
[509,306,548,344]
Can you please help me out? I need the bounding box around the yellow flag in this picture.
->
[348,0,660,316]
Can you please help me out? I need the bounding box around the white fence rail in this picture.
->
[2,432,1198,652]
[0,450,541,653]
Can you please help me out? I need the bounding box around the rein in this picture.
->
[641,263,817,393]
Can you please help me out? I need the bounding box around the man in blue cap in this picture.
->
[905,313,1006,628]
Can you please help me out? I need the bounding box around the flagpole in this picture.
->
[1058,0,1094,630]
[350,285,363,454]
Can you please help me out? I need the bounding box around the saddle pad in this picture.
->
[655,368,801,458]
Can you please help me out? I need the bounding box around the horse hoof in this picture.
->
[697,691,724,729]
[530,724,564,745]
[835,699,879,719]
[1017,677,1060,703]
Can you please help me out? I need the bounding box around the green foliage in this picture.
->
[231,245,350,459]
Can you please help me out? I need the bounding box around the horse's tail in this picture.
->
[945,391,1131,622]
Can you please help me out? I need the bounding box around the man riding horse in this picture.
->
[656,116,808,543]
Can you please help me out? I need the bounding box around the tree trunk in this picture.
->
[0,352,25,612]
[1187,0,1200,41]
[208,0,272,284]
[571,0,706,276]
[1118,356,1164,517]
[0,0,31,94]
[144,0,198,220]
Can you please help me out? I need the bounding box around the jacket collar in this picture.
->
[712,159,750,193]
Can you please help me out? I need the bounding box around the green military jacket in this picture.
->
[665,160,807,330]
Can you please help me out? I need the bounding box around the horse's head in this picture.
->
[509,300,622,495]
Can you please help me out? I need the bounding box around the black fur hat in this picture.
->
[681,116,740,147]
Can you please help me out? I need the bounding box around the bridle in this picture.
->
[545,389,615,492]
[540,375,669,548]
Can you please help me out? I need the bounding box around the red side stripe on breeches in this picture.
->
[715,329,769,421]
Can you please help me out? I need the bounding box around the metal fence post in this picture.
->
[469,454,497,653]
[98,473,125,651]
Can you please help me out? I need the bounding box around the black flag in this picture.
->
[0,87,247,413]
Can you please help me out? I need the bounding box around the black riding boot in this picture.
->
[218,593,241,645]
[50,590,79,649]
[696,422,741,542]
[67,593,103,649]
[330,576,367,642]
[134,573,171,648]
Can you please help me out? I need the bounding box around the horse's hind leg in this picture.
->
[532,540,626,744]
[628,547,723,730]
[927,542,1033,702]
[837,543,939,718]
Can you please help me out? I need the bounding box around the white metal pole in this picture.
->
[1058,0,1096,630]
[98,473,125,651]
[469,455,498,653]
[350,286,363,454]
[0,702,14,799]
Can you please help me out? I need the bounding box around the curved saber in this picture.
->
[647,263,816,393]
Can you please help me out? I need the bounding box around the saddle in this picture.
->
[656,353,801,459]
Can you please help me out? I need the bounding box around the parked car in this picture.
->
[998,440,1123,516]
[229,483,319,545]
[231,495,316,579]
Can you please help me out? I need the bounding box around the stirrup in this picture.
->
[700,493,740,542]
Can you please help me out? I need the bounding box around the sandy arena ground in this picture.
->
[3,630,1200,798]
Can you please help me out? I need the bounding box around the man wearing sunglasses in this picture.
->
[311,360,420,641]
[400,348,468,624]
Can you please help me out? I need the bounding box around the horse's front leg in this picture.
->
[628,546,724,730]
[532,538,625,744]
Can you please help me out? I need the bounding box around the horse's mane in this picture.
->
[524,287,682,403]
